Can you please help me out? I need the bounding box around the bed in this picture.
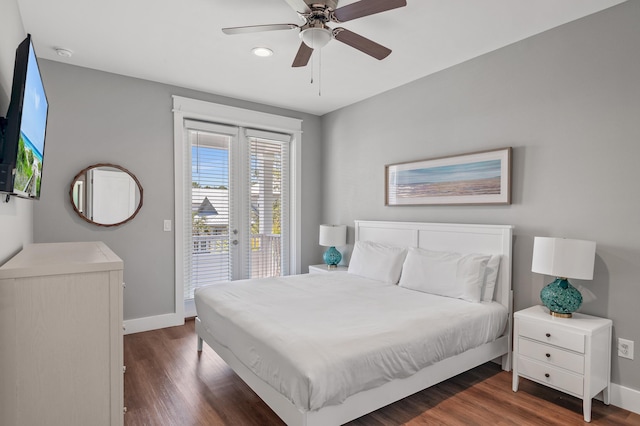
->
[195,220,513,425]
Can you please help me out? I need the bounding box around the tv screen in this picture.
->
[0,34,49,200]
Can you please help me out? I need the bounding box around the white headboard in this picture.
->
[354,220,513,311]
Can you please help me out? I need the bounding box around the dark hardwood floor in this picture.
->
[124,320,640,425]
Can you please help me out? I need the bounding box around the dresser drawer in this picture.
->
[517,356,584,397]
[518,338,585,374]
[519,320,585,353]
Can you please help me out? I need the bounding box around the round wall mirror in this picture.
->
[70,163,143,227]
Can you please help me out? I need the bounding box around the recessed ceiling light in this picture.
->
[251,47,273,58]
[55,48,73,58]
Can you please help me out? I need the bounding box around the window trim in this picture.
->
[172,96,303,319]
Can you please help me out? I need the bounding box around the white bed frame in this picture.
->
[195,220,513,426]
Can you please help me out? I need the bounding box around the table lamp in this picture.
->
[319,224,346,269]
[531,236,596,318]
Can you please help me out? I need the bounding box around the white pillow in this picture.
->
[398,248,490,303]
[481,255,502,302]
[347,241,407,284]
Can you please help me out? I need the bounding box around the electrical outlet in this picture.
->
[163,220,172,232]
[618,338,634,360]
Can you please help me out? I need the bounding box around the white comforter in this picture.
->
[195,272,507,412]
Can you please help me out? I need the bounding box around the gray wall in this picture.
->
[34,61,323,320]
[0,0,33,264]
[322,1,640,389]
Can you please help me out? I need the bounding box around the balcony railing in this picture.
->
[191,232,281,283]
[250,234,281,278]
[193,234,229,254]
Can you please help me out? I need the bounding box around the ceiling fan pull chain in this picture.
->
[318,49,322,97]
[310,51,314,84]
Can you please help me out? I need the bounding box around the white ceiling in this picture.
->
[17,0,626,116]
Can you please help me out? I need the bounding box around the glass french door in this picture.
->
[183,120,290,302]
[187,123,235,300]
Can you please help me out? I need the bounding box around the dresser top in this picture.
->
[0,241,123,279]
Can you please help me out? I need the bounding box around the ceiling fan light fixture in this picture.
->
[251,47,273,57]
[300,27,332,50]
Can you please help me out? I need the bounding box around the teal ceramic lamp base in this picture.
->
[323,246,342,269]
[540,277,582,318]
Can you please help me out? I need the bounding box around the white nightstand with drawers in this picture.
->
[308,264,348,274]
[512,305,612,422]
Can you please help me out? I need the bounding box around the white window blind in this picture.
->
[183,120,237,300]
[245,129,291,279]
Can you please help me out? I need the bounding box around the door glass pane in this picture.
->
[187,130,231,299]
[248,137,287,279]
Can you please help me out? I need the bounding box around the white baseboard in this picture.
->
[124,313,184,335]
[184,298,197,318]
[611,383,640,415]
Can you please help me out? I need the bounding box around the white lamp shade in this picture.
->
[319,224,346,247]
[532,237,596,280]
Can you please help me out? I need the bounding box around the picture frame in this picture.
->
[385,147,512,206]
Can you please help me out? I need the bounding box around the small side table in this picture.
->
[308,264,348,274]
[512,305,612,422]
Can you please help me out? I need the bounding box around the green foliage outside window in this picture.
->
[14,136,38,192]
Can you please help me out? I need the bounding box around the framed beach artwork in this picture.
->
[385,147,512,206]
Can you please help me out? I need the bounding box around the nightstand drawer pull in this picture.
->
[545,373,550,378]
[546,333,551,338]
[546,353,551,358]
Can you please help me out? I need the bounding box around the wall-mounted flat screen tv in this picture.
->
[0,34,49,200]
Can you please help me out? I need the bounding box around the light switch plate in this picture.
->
[163,220,172,232]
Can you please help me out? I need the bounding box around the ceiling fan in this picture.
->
[222,0,407,67]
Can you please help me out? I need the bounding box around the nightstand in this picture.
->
[308,264,348,274]
[512,305,612,422]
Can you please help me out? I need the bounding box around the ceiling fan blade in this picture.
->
[292,42,313,67]
[333,0,407,23]
[222,24,298,35]
[283,0,310,14]
[333,28,391,60]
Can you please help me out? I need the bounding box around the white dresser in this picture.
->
[512,305,612,422]
[0,241,124,426]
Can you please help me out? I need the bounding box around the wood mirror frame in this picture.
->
[69,163,143,227]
